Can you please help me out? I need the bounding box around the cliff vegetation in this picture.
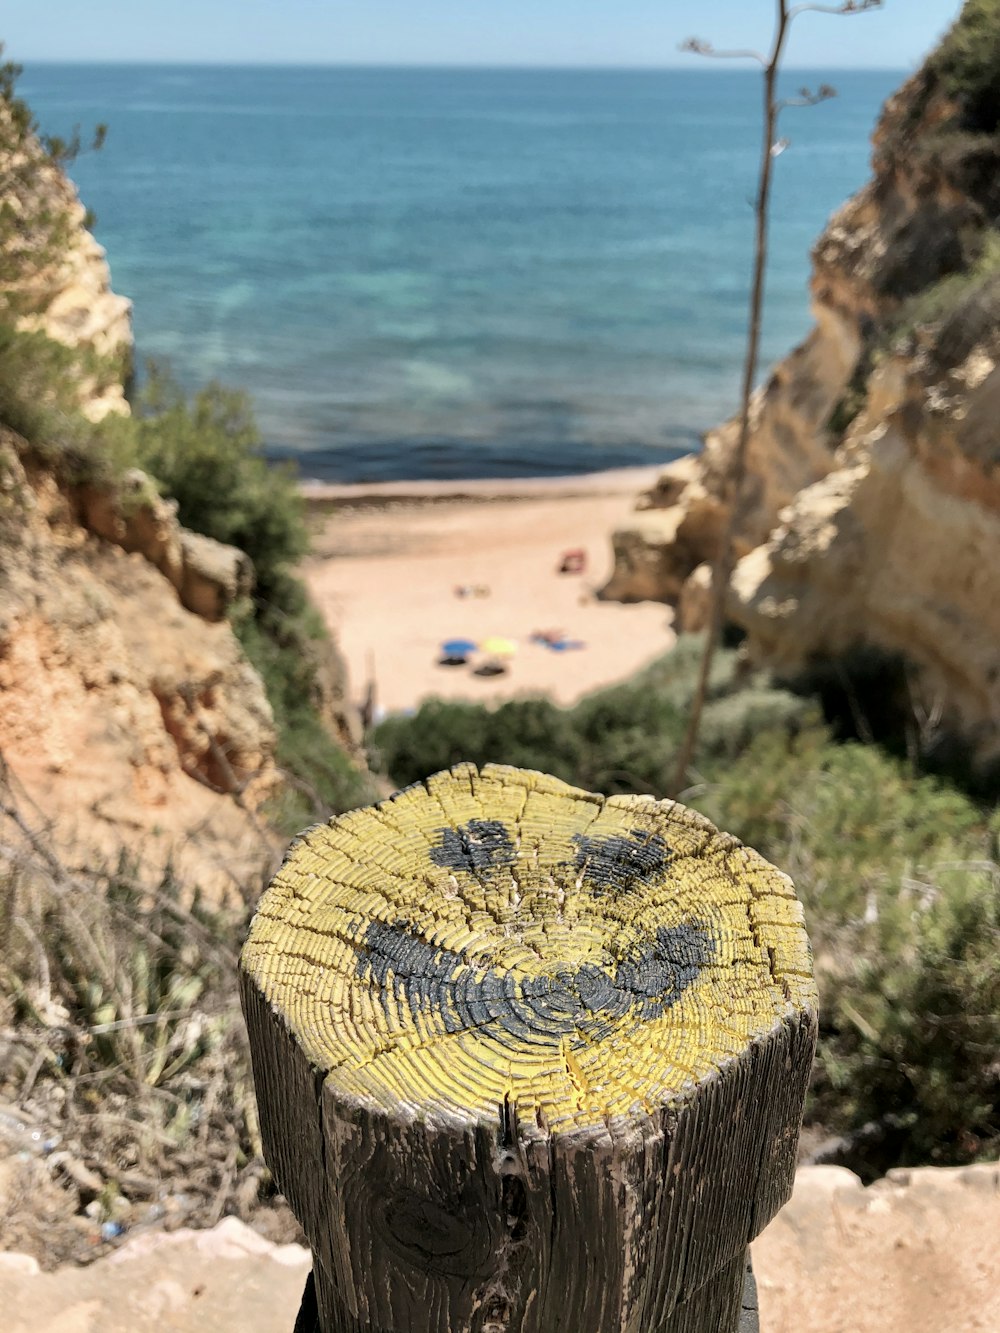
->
[0,51,372,1265]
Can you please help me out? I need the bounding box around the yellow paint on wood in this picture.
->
[242,764,817,1133]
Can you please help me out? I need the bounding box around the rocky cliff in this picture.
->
[0,96,133,420]
[0,88,288,887]
[602,1,1000,765]
[0,431,281,891]
[15,191,133,421]
[0,78,366,891]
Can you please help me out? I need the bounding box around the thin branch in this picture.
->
[790,0,882,16]
[679,38,767,66]
[669,0,881,795]
[778,84,838,112]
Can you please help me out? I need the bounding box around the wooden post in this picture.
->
[240,764,816,1333]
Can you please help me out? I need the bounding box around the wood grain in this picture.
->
[241,763,816,1332]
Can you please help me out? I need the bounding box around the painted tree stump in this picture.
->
[240,764,817,1333]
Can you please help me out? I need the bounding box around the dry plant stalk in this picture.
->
[0,748,281,1266]
[671,0,883,795]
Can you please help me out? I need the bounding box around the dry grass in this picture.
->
[0,751,301,1268]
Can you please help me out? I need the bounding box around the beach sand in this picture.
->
[302,466,675,716]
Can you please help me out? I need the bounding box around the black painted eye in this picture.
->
[572,830,674,893]
[430,820,517,872]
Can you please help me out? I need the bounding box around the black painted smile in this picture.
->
[356,917,715,1047]
[353,820,714,1047]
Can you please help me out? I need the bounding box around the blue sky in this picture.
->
[5,1,960,69]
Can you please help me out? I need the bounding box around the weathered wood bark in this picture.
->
[240,763,816,1333]
[292,1258,759,1333]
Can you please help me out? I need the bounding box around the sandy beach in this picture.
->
[302,466,675,716]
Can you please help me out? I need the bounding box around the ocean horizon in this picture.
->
[21,59,909,70]
[21,63,904,482]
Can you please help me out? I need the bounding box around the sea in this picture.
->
[20,64,903,483]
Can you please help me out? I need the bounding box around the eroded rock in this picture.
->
[603,39,1000,764]
[0,432,279,893]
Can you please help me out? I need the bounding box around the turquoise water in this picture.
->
[21,64,901,481]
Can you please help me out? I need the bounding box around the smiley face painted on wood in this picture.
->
[243,763,815,1133]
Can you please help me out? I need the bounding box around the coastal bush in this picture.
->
[374,639,814,795]
[373,697,583,790]
[0,332,141,501]
[884,229,1000,358]
[810,852,1000,1170]
[0,323,83,448]
[703,743,994,1180]
[132,367,307,603]
[0,804,281,1262]
[696,729,984,931]
[650,733,997,1170]
[233,573,375,829]
[931,0,1000,134]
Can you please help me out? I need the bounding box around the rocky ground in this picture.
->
[755,1163,1000,1333]
[0,1164,997,1331]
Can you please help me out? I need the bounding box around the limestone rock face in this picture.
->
[602,27,1000,763]
[79,470,254,622]
[733,335,1000,761]
[677,562,714,635]
[20,196,133,420]
[601,458,725,604]
[1,113,133,420]
[0,435,279,892]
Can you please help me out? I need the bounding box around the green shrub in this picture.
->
[373,696,583,790]
[133,368,306,603]
[234,580,375,830]
[0,323,89,449]
[696,729,984,927]
[884,229,1000,358]
[931,0,1000,133]
[814,857,1000,1168]
[375,639,812,797]
[694,727,997,1169]
[698,686,815,762]
[570,683,684,793]
[629,633,735,702]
